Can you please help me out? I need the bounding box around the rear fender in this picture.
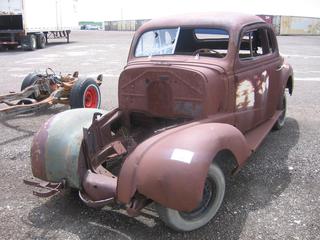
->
[117,123,251,211]
[31,108,108,189]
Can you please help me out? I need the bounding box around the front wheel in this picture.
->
[273,94,287,130]
[70,78,101,109]
[155,163,225,232]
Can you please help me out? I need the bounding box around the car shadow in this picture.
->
[24,117,299,240]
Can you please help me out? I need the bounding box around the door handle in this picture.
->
[276,65,284,71]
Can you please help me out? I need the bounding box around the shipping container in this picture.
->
[280,16,320,35]
[0,0,78,50]
[104,19,150,31]
[272,15,281,35]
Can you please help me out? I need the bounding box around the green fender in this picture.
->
[31,108,108,189]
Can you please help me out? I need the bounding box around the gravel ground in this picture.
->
[0,31,319,240]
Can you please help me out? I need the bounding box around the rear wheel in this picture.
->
[273,93,287,130]
[155,163,225,231]
[36,33,46,49]
[70,78,101,109]
[22,34,37,51]
[21,73,40,98]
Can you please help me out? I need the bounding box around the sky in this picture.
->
[77,0,320,21]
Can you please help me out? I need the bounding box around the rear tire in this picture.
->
[21,73,40,98]
[155,163,225,232]
[36,33,46,49]
[70,78,101,109]
[273,94,286,130]
[22,34,37,51]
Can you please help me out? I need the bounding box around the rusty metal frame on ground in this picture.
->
[0,69,103,118]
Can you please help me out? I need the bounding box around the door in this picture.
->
[234,25,282,133]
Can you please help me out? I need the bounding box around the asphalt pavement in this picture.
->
[0,31,319,240]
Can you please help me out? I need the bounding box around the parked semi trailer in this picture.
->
[0,0,78,50]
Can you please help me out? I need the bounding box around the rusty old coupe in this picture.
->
[27,12,293,231]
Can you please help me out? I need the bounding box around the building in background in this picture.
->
[102,15,320,35]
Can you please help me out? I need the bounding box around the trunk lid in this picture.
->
[119,64,208,119]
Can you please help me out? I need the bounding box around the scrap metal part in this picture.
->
[0,69,102,118]
[23,178,65,198]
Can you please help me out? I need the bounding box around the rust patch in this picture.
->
[30,116,54,180]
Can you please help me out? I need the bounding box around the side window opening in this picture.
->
[175,28,229,57]
[239,28,270,60]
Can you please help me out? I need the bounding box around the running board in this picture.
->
[244,111,282,151]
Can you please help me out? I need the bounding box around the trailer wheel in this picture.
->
[155,163,225,232]
[70,78,101,109]
[22,34,37,51]
[36,33,46,49]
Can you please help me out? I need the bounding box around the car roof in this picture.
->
[137,12,265,33]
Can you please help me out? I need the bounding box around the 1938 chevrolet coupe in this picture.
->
[27,12,293,231]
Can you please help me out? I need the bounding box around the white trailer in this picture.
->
[0,0,78,50]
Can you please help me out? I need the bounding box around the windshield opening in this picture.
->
[134,27,229,58]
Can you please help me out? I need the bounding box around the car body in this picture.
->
[27,12,293,231]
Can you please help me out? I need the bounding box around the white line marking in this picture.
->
[295,77,320,82]
[283,54,320,59]
[88,221,132,240]
[66,51,88,57]
[295,71,320,74]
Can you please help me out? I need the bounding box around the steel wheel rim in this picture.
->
[179,177,216,220]
[83,85,99,108]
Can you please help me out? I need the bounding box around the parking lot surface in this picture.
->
[0,31,319,240]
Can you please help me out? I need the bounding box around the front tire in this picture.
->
[273,94,287,130]
[155,163,225,232]
[36,33,46,49]
[70,78,101,109]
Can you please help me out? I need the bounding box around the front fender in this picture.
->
[117,122,251,211]
[31,108,108,189]
[282,61,294,95]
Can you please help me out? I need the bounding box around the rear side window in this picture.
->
[239,28,271,60]
[194,28,229,40]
